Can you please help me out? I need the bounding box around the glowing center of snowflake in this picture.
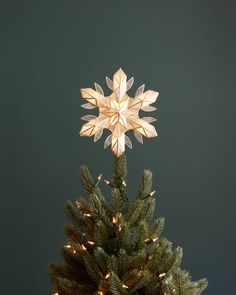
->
[101,95,137,129]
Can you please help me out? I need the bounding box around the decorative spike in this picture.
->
[81,115,96,121]
[104,134,112,149]
[81,102,97,109]
[135,84,145,97]
[126,77,134,91]
[142,116,157,123]
[94,129,103,142]
[125,135,132,149]
[141,105,157,112]
[94,82,104,95]
[134,130,143,144]
[106,76,113,90]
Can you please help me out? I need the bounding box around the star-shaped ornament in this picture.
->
[80,68,159,157]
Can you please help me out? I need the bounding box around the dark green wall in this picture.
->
[1,1,236,294]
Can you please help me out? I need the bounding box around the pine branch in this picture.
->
[138,170,153,199]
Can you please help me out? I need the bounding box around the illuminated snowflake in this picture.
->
[80,68,159,156]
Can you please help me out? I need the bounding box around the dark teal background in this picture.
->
[1,1,236,294]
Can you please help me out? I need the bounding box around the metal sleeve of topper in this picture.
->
[79,68,159,157]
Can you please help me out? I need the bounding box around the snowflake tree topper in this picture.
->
[80,68,159,157]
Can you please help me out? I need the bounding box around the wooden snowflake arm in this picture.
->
[113,68,127,101]
[130,118,158,138]
[111,124,126,156]
[129,90,159,109]
[80,117,109,137]
[80,88,109,108]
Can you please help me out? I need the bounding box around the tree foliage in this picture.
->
[49,154,207,295]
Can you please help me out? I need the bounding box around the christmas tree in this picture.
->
[49,69,208,295]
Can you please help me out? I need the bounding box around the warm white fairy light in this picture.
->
[150,190,156,197]
[81,244,87,251]
[83,213,91,217]
[64,245,71,249]
[104,179,110,185]
[73,250,76,254]
[75,200,81,208]
[122,283,129,289]
[105,273,110,279]
[144,238,149,242]
[112,217,118,223]
[152,237,159,242]
[54,293,59,295]
[118,224,122,231]
[87,240,95,245]
[97,292,103,295]
[94,174,103,187]
[122,180,127,187]
[159,272,166,278]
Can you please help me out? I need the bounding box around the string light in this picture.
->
[105,273,110,279]
[81,244,87,251]
[152,237,159,242]
[122,283,129,289]
[150,190,156,197]
[112,217,118,223]
[118,224,122,231]
[75,201,81,208]
[159,272,166,278]
[122,180,127,187]
[145,238,150,242]
[73,250,76,253]
[104,179,110,185]
[54,293,59,295]
[64,245,71,248]
[83,213,91,217]
[97,292,103,295]
[98,174,102,180]
[94,174,102,187]
[87,241,95,245]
